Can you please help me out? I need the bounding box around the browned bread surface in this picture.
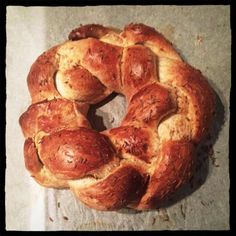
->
[19,23,215,211]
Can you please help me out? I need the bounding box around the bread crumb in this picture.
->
[159,209,169,221]
[180,204,186,219]
[152,217,156,225]
[195,35,203,45]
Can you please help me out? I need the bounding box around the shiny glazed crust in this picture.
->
[19,23,215,211]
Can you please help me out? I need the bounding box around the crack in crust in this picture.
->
[19,23,215,211]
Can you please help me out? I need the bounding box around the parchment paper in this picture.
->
[6,6,230,230]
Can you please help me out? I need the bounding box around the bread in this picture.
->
[19,23,215,211]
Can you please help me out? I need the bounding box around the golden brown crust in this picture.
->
[19,23,215,211]
[68,24,110,41]
[121,45,157,99]
[55,65,109,103]
[133,140,195,210]
[122,23,182,61]
[38,128,115,179]
[122,83,176,126]
[24,138,69,188]
[19,98,90,139]
[105,126,156,163]
[69,164,148,210]
[24,138,43,173]
[159,57,215,142]
[81,38,123,92]
[27,45,61,103]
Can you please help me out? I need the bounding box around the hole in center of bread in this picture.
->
[87,92,127,132]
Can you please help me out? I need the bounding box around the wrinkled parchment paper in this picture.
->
[6,6,230,230]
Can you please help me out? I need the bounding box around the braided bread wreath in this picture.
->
[19,23,215,211]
